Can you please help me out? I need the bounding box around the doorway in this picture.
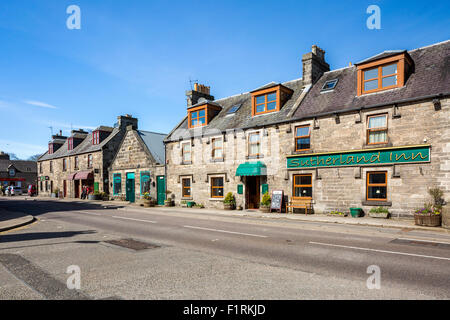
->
[126,172,135,203]
[157,176,166,205]
[245,176,260,209]
[74,180,80,198]
[63,180,67,198]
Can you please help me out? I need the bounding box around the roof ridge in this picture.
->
[138,130,167,136]
[408,39,450,52]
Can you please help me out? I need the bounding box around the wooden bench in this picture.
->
[286,199,312,215]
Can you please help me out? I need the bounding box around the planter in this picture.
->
[259,206,270,213]
[143,199,156,207]
[51,193,58,198]
[164,200,174,207]
[328,212,348,217]
[223,203,235,210]
[88,194,100,200]
[349,207,363,218]
[369,211,389,219]
[442,206,450,229]
[237,206,243,211]
[414,214,441,227]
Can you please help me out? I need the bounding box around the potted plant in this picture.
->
[88,191,101,200]
[260,192,271,213]
[328,210,347,217]
[100,192,109,201]
[414,203,442,227]
[164,191,174,207]
[52,188,59,198]
[142,192,156,207]
[223,192,236,210]
[194,203,205,209]
[369,206,390,219]
[180,200,188,208]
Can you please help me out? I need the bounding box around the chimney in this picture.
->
[302,45,330,86]
[186,82,214,109]
[117,114,138,130]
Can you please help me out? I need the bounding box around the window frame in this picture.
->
[211,137,223,160]
[48,143,53,154]
[254,91,277,115]
[248,132,261,157]
[362,62,398,94]
[74,156,79,170]
[292,174,313,200]
[188,107,207,128]
[68,138,73,150]
[49,161,53,173]
[181,177,192,198]
[366,171,388,201]
[113,173,121,196]
[62,158,67,172]
[39,162,42,174]
[366,113,388,145]
[92,131,100,145]
[87,154,93,169]
[321,79,338,92]
[181,142,191,164]
[210,176,224,198]
[295,125,311,152]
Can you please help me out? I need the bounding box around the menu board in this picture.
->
[270,190,284,213]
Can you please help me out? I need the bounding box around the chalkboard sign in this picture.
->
[270,190,284,213]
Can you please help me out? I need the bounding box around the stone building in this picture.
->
[0,152,37,191]
[108,125,166,204]
[164,40,450,217]
[37,115,138,198]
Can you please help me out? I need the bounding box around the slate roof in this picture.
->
[293,40,450,119]
[137,130,167,164]
[38,127,121,161]
[0,160,37,173]
[165,78,304,141]
[355,50,406,65]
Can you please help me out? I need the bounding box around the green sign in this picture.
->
[287,145,430,169]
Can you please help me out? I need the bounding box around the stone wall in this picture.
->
[166,97,449,216]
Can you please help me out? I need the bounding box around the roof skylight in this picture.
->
[321,79,338,92]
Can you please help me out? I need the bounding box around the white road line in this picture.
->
[396,237,450,245]
[309,241,450,261]
[183,225,267,238]
[75,211,101,216]
[112,216,157,224]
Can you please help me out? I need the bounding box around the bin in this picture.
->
[350,207,363,218]
[187,201,196,208]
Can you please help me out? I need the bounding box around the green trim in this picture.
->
[287,145,430,169]
[113,173,121,195]
[140,171,150,195]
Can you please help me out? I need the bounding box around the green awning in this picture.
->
[235,161,267,176]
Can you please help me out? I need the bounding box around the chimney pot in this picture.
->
[302,45,330,86]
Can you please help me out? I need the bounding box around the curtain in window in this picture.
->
[369,131,387,143]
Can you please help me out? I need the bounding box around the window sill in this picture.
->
[209,197,224,201]
[362,201,392,206]
[291,150,312,155]
[363,143,391,149]
[181,162,192,165]
[210,158,224,163]
[246,155,264,160]
[182,197,193,200]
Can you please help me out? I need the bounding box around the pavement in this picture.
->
[28,195,450,233]
[0,207,35,233]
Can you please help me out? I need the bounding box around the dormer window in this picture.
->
[187,103,222,129]
[68,138,74,150]
[190,108,206,128]
[48,143,53,154]
[251,84,293,117]
[92,131,100,145]
[357,52,412,96]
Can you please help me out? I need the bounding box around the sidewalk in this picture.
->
[31,195,450,233]
[0,209,35,233]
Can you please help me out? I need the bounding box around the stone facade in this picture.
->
[109,126,165,202]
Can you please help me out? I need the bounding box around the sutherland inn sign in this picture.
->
[287,145,430,169]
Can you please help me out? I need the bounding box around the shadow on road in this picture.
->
[0,197,125,218]
[0,230,97,243]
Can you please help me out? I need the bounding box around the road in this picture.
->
[1,197,449,299]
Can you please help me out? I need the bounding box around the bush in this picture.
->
[429,187,444,205]
[223,192,236,205]
[260,192,271,207]
[369,207,389,214]
[143,192,151,200]
[415,202,441,215]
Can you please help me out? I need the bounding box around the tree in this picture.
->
[27,154,42,161]
[7,153,19,160]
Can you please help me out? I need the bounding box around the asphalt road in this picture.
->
[1,197,449,299]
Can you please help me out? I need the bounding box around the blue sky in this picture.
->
[0,0,448,159]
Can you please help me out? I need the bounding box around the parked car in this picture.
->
[10,186,23,196]
[28,184,37,196]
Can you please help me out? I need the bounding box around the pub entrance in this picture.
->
[245,176,260,209]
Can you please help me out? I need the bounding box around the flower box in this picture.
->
[414,214,441,227]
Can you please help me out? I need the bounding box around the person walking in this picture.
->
[11,186,15,196]
[81,186,86,200]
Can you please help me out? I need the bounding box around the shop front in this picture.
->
[236,162,267,209]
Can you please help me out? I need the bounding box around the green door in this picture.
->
[126,172,135,203]
[157,176,165,205]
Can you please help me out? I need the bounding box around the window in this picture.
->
[321,79,338,92]
[248,133,260,157]
[211,177,224,198]
[212,138,223,159]
[254,92,277,115]
[92,131,100,145]
[87,154,93,168]
[74,156,79,169]
[295,125,311,151]
[367,172,387,201]
[48,143,53,154]
[140,171,150,195]
[40,181,43,192]
[189,108,206,128]
[227,104,242,114]
[293,174,312,199]
[182,178,191,198]
[9,168,15,177]
[362,63,398,93]
[181,142,191,163]
[68,138,73,150]
[113,173,121,195]
[39,163,42,174]
[62,158,67,171]
[45,181,48,192]
[367,114,388,144]
[49,161,53,173]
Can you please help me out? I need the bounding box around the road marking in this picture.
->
[75,211,101,216]
[309,241,450,261]
[112,216,157,224]
[183,225,267,238]
[396,237,450,245]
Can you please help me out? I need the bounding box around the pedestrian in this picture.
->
[11,186,15,196]
[81,186,86,200]
[0,185,3,196]
[6,186,10,196]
